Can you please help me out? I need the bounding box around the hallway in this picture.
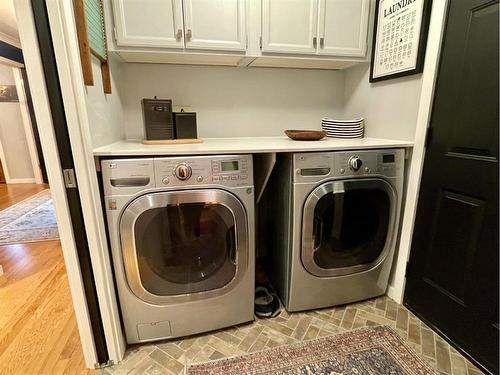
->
[0,184,93,375]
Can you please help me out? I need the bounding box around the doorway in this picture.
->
[0,58,47,185]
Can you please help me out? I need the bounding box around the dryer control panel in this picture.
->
[293,149,404,183]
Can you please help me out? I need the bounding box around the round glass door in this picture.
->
[302,178,396,277]
[120,190,248,304]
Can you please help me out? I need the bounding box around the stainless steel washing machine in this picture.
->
[270,149,404,312]
[101,155,255,344]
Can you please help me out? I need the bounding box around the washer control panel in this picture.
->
[154,154,253,187]
[211,158,249,182]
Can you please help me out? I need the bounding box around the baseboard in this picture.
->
[6,178,36,184]
[386,285,403,304]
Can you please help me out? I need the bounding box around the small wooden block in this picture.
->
[142,138,203,145]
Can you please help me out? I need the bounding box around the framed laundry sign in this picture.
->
[369,0,432,82]
[75,0,111,93]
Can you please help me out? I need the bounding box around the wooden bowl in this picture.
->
[285,130,327,141]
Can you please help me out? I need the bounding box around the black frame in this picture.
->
[369,0,433,82]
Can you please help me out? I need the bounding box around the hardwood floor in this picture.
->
[0,184,94,375]
[0,183,48,210]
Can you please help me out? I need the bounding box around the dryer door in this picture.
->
[302,178,397,277]
[120,189,248,305]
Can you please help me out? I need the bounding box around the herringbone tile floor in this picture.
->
[104,296,484,375]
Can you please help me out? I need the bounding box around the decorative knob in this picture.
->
[175,163,192,180]
[348,156,363,171]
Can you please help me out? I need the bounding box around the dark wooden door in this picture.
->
[404,0,499,373]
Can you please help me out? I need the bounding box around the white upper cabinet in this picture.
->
[112,0,184,48]
[261,0,319,54]
[318,0,370,57]
[182,0,247,51]
[110,0,371,67]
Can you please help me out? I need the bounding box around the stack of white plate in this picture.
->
[321,117,364,139]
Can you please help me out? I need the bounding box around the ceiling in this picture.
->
[0,0,20,47]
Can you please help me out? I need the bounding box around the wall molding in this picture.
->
[0,56,23,68]
[0,31,21,49]
[6,178,36,184]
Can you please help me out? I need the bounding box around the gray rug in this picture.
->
[0,190,59,245]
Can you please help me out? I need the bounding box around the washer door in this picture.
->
[120,189,248,305]
[302,178,397,277]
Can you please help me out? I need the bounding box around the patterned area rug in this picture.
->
[188,325,438,375]
[0,190,59,245]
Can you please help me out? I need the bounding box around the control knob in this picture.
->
[174,163,192,180]
[348,156,363,171]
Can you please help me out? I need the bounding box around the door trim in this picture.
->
[386,0,449,303]
[120,189,249,305]
[301,178,397,277]
[14,0,100,368]
[40,0,128,365]
[30,0,109,365]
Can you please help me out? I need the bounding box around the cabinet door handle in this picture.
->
[186,29,192,42]
[176,29,182,41]
[320,37,324,48]
[313,36,317,48]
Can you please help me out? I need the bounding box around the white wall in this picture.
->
[0,64,34,181]
[343,63,423,141]
[85,55,126,148]
[120,64,345,139]
[341,62,425,295]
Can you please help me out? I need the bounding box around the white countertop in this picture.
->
[93,137,414,156]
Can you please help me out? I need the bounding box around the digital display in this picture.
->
[221,160,239,171]
[383,154,395,163]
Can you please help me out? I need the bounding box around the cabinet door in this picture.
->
[261,0,318,54]
[183,0,247,51]
[112,0,184,48]
[318,0,370,57]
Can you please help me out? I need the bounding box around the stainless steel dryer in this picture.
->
[101,155,255,344]
[270,149,404,312]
